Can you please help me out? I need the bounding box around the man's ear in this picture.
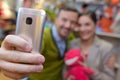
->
[54,16,58,24]
[55,15,58,20]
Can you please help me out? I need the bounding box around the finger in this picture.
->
[0,48,45,64]
[2,35,32,52]
[2,70,28,79]
[16,35,33,52]
[0,60,43,73]
[19,34,32,45]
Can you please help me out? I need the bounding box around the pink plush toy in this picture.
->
[64,49,94,80]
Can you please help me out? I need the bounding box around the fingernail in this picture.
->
[38,57,45,63]
[36,65,43,72]
[25,44,32,51]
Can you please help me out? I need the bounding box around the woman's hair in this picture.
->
[79,11,97,24]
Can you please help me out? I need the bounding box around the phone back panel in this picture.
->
[16,8,46,52]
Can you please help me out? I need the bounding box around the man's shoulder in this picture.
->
[43,28,52,37]
[42,28,52,41]
[67,33,75,41]
[44,28,51,33]
[69,38,80,46]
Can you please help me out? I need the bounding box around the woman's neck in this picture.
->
[80,36,95,54]
[81,36,94,48]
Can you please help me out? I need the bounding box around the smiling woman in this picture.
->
[77,11,97,41]
[65,11,116,80]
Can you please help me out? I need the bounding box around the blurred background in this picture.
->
[0,0,120,79]
[0,0,120,40]
[0,0,120,37]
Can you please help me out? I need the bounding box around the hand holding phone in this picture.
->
[0,8,46,79]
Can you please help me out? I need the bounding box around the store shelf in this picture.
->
[96,32,120,39]
[74,0,105,5]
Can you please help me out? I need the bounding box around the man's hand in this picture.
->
[0,35,45,79]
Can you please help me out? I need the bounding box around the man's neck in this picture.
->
[53,25,66,41]
[55,26,66,40]
[59,34,66,40]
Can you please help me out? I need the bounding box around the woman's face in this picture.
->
[78,15,96,40]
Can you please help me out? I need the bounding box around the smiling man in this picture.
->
[29,6,79,80]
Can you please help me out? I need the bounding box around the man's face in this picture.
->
[55,10,78,39]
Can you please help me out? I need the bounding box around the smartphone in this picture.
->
[15,8,46,52]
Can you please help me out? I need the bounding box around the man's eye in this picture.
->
[85,23,90,26]
[62,18,67,22]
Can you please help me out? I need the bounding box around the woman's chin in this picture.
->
[81,37,89,41]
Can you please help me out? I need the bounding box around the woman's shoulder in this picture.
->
[68,38,81,49]
[97,38,114,58]
[99,39,113,50]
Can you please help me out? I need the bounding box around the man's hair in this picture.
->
[57,6,79,16]
[82,3,88,8]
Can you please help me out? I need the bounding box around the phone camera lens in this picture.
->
[26,17,32,25]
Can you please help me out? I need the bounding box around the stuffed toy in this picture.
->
[64,49,94,80]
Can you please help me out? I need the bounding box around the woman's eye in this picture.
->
[85,23,90,26]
